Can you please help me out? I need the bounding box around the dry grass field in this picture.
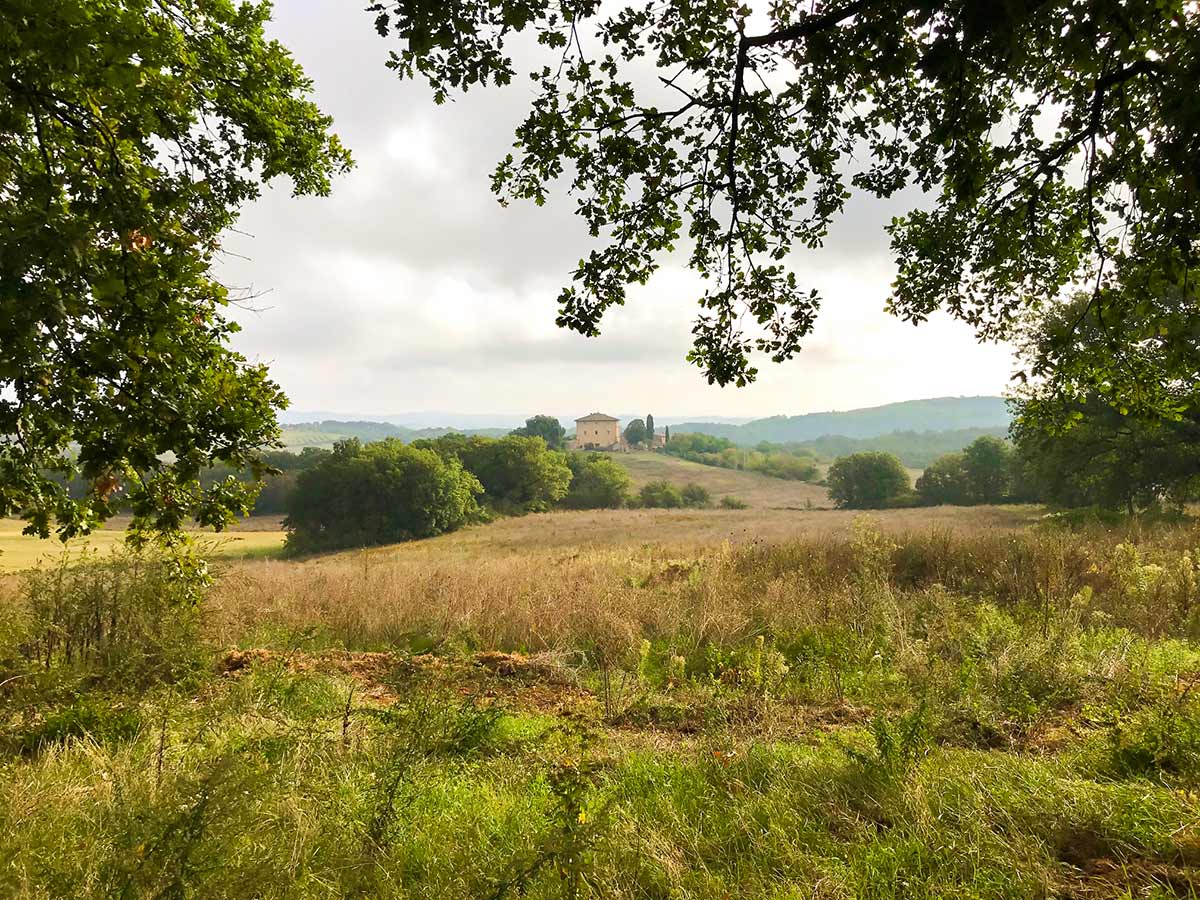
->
[608,450,833,507]
[207,504,1045,651]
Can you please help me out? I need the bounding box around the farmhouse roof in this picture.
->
[575,412,619,422]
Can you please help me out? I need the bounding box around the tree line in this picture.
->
[283,421,636,553]
[827,410,1200,513]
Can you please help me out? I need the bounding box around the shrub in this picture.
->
[561,454,630,509]
[639,481,684,509]
[719,496,749,509]
[285,438,483,553]
[10,547,210,690]
[827,452,912,509]
[747,453,819,481]
[12,695,142,755]
[680,483,712,508]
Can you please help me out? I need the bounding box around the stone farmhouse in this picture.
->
[569,412,667,451]
[571,412,622,450]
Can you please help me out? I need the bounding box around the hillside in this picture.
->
[674,396,1010,444]
[280,420,507,450]
[608,451,831,509]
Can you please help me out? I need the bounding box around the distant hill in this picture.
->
[280,420,507,450]
[674,396,1011,444]
[796,427,1010,469]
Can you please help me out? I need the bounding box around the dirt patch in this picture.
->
[218,647,587,712]
[1061,857,1200,898]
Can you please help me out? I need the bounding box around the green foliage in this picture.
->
[961,436,1014,504]
[0,0,352,538]
[622,418,648,448]
[560,453,630,509]
[638,480,684,509]
[848,703,931,778]
[680,482,712,508]
[827,452,911,509]
[664,432,737,460]
[916,436,1017,506]
[644,414,655,441]
[7,547,210,691]
[719,495,748,509]
[11,695,142,756]
[915,452,971,506]
[417,434,572,514]
[665,432,818,481]
[284,439,483,553]
[1104,697,1200,788]
[748,452,819,481]
[1014,388,1200,512]
[373,1,1200,404]
[510,415,567,450]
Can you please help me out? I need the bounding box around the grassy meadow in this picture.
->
[0,517,286,572]
[2,503,1200,898]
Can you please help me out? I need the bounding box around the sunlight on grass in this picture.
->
[0,518,286,572]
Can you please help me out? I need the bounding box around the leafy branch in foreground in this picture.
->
[368,0,1199,402]
[0,0,353,538]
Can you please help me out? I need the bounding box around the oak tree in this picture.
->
[1,0,352,538]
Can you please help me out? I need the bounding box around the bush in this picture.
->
[680,483,712,508]
[561,453,630,509]
[827,452,912,509]
[918,436,1019,507]
[746,453,819,481]
[9,547,210,691]
[285,438,483,553]
[719,495,749,509]
[639,481,684,508]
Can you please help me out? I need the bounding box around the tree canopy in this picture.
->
[561,452,630,508]
[827,452,911,509]
[284,439,482,553]
[623,418,648,447]
[915,435,1018,505]
[414,434,572,512]
[1010,287,1200,512]
[367,0,1199,406]
[510,414,567,449]
[1013,394,1200,513]
[1,0,352,539]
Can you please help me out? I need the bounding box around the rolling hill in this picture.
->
[609,452,831,509]
[673,396,1010,444]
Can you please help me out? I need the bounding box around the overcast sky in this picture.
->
[214,0,1017,422]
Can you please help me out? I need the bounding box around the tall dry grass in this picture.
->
[209,513,1200,654]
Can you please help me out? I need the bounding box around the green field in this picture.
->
[0,518,285,572]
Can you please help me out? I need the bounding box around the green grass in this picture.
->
[0,518,285,572]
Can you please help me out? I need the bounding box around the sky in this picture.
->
[214,0,1018,423]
